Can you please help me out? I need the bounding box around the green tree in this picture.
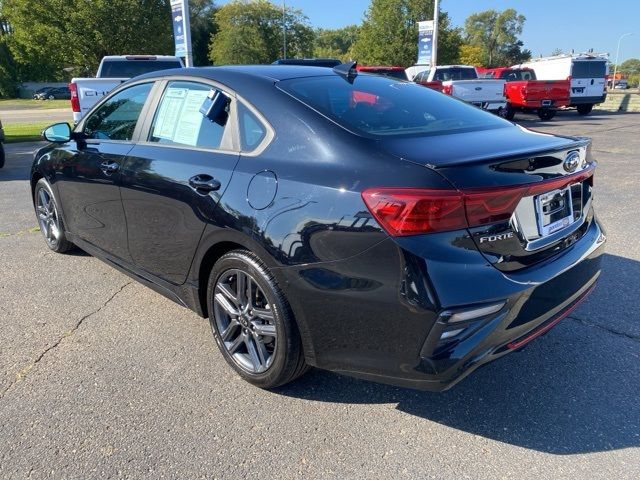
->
[464,8,529,67]
[2,0,174,80]
[351,0,461,67]
[190,0,218,66]
[458,44,484,66]
[314,25,359,61]
[619,58,640,75]
[209,0,313,65]
[619,58,640,87]
[0,4,18,97]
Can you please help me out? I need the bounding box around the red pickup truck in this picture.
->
[481,67,570,120]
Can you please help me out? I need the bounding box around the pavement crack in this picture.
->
[0,281,133,400]
[568,315,640,343]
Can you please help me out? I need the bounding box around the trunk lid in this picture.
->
[379,126,595,272]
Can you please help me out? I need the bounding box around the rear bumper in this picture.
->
[282,215,606,392]
[570,95,606,106]
[468,101,506,112]
[514,98,570,109]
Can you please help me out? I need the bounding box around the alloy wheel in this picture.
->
[213,269,277,374]
[36,187,61,246]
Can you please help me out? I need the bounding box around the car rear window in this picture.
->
[571,61,606,79]
[433,67,477,81]
[499,70,535,81]
[100,60,183,78]
[362,69,408,80]
[278,75,509,137]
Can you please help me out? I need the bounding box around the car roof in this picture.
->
[101,55,182,61]
[135,65,338,83]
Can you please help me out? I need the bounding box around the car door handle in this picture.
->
[189,175,221,194]
[100,161,119,174]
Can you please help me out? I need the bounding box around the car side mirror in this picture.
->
[42,122,72,143]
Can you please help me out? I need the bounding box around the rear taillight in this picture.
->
[362,168,594,237]
[442,84,452,95]
[69,82,80,113]
[361,189,466,235]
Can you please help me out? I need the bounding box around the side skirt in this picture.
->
[67,233,205,318]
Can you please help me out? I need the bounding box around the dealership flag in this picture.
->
[417,21,435,65]
[171,0,187,57]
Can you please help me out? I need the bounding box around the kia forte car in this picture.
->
[31,64,605,391]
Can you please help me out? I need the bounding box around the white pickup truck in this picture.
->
[412,65,507,115]
[70,55,184,122]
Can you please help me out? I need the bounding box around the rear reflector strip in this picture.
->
[507,281,597,350]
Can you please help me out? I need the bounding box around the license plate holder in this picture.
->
[535,186,574,237]
[541,99,552,107]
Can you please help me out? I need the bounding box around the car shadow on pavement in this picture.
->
[276,253,640,455]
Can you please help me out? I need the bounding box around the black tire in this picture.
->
[207,250,308,389]
[47,95,55,100]
[0,143,5,169]
[537,109,556,121]
[498,105,515,120]
[33,178,75,253]
[577,104,593,116]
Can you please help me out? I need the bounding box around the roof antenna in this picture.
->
[334,61,358,83]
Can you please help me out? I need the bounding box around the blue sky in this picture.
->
[215,0,639,62]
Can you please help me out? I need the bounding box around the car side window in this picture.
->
[84,83,153,141]
[238,103,266,151]
[149,81,230,150]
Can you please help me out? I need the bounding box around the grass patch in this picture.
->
[0,99,69,110]
[3,122,50,143]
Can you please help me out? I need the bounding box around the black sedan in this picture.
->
[35,86,71,100]
[31,64,605,391]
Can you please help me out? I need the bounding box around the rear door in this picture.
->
[120,79,240,285]
[570,60,607,101]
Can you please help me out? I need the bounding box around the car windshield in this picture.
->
[100,60,182,78]
[278,75,509,137]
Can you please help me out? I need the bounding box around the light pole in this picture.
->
[612,32,632,88]
[432,0,439,68]
[282,0,287,59]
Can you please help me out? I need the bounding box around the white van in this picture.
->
[516,53,608,115]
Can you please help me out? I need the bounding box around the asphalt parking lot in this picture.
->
[0,110,638,478]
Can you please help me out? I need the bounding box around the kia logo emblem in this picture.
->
[563,151,580,173]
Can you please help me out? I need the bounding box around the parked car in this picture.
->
[32,87,54,99]
[70,55,184,122]
[0,118,4,168]
[272,58,342,68]
[516,53,608,115]
[414,65,507,115]
[36,86,71,100]
[405,64,430,81]
[613,80,628,90]
[481,67,570,120]
[356,65,408,80]
[33,64,604,391]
